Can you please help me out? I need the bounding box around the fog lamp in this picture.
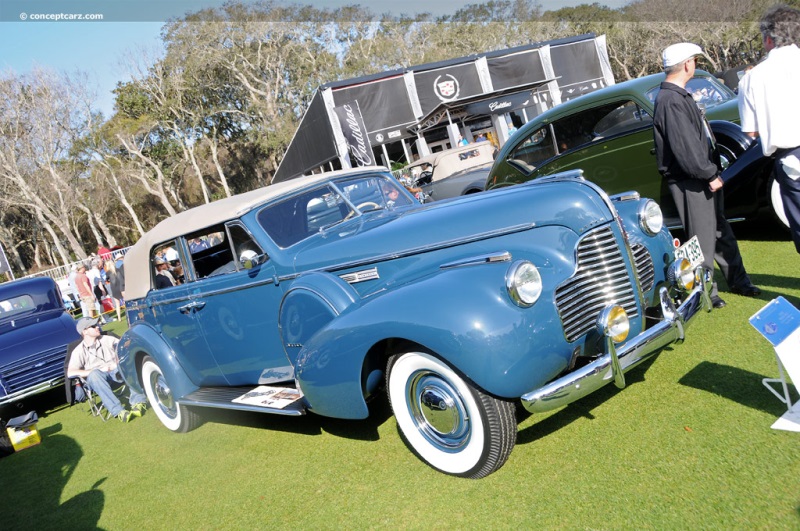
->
[667,258,695,292]
[597,305,630,344]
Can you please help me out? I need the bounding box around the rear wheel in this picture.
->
[141,356,200,433]
[387,351,516,478]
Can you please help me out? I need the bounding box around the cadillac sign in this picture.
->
[334,101,375,167]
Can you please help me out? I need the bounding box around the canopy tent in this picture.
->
[273,33,613,183]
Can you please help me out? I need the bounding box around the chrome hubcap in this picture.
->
[408,371,470,451]
[151,371,177,419]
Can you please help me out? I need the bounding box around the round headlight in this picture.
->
[597,305,630,343]
[506,261,543,307]
[638,200,664,236]
[667,258,696,292]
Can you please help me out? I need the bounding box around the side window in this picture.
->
[507,125,557,174]
[553,100,652,153]
[186,225,235,278]
[227,222,265,270]
[152,241,182,290]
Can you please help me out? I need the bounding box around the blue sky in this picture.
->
[0,0,629,117]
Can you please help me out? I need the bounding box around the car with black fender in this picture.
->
[486,70,782,229]
[0,277,80,411]
[117,166,712,478]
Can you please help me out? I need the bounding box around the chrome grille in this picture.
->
[631,243,655,292]
[0,345,67,393]
[555,226,639,342]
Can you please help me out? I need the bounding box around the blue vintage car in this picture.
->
[117,167,711,478]
[0,277,80,410]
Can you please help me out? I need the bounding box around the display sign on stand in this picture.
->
[749,297,800,432]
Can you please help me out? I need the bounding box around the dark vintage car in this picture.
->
[0,277,80,410]
[117,167,711,478]
[486,70,781,229]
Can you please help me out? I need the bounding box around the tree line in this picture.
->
[0,0,789,276]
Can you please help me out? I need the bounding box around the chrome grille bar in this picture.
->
[555,226,639,342]
[631,243,655,292]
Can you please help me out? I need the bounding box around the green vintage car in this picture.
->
[486,70,780,228]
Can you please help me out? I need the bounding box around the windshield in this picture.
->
[257,175,414,248]
[0,288,60,325]
[645,74,735,107]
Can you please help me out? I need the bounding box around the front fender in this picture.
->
[296,245,578,419]
[117,322,199,400]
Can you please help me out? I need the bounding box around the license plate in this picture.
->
[674,235,704,269]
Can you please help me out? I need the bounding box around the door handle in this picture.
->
[178,301,206,314]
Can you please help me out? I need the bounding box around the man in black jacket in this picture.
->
[653,42,760,308]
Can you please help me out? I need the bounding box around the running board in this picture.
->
[181,386,306,416]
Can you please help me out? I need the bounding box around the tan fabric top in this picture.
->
[123,167,387,300]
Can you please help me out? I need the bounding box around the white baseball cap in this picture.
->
[662,42,704,69]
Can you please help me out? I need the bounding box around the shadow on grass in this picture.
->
[734,274,800,308]
[197,391,394,442]
[0,423,104,530]
[678,360,794,417]
[516,355,659,445]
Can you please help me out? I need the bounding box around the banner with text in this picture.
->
[334,101,374,168]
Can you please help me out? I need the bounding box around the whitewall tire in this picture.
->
[387,351,516,478]
[141,356,200,433]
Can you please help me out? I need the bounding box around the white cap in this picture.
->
[662,42,704,69]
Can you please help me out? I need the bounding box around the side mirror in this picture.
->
[239,249,265,269]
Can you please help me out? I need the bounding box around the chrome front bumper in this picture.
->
[521,272,711,414]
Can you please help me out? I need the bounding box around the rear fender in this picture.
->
[117,323,198,399]
[279,272,361,366]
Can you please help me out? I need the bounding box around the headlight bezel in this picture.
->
[638,199,664,236]
[505,260,543,307]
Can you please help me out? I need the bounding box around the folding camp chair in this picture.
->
[64,333,126,421]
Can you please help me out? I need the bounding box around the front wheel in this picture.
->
[387,351,516,478]
[141,356,201,433]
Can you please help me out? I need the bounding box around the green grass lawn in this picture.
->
[2,222,798,529]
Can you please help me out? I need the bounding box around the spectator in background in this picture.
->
[97,245,112,261]
[738,4,800,253]
[104,259,124,322]
[87,259,109,323]
[75,264,96,318]
[189,238,209,254]
[475,133,488,142]
[507,120,518,136]
[67,265,79,302]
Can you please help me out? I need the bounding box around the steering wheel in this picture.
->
[356,201,380,211]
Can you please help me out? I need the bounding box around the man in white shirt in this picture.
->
[738,4,800,253]
[67,317,147,422]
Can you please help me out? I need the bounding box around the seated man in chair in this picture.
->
[67,317,148,422]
